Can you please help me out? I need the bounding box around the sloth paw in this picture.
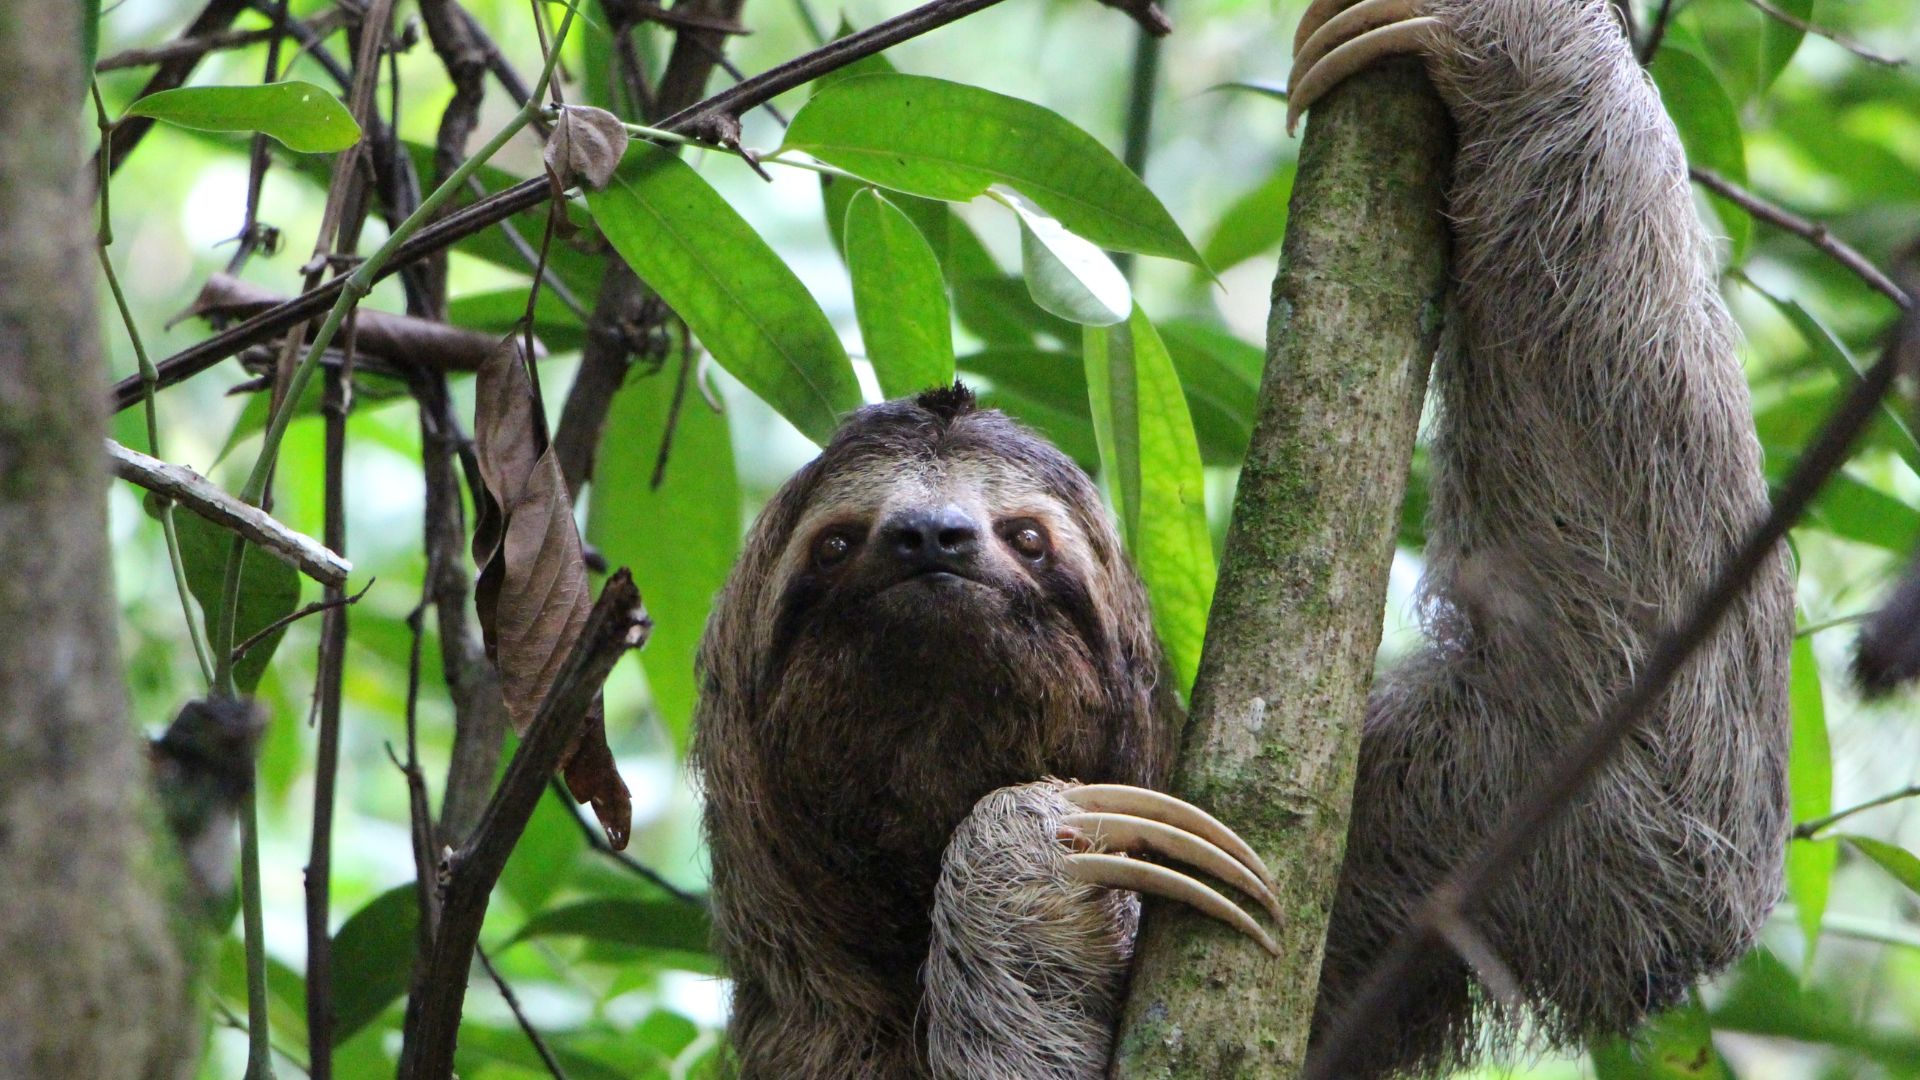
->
[1056,782,1283,954]
[1286,0,1444,134]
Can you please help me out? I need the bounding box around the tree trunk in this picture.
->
[1110,59,1453,1076]
[0,3,199,1077]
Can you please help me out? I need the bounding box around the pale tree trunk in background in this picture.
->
[0,2,199,1077]
[1110,60,1454,1076]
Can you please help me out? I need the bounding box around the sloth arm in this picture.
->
[1297,0,1793,1075]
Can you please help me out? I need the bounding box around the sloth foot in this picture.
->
[1057,783,1282,955]
[1287,0,1443,134]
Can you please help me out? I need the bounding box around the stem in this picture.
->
[92,80,216,687]
[1795,784,1920,840]
[1796,611,1869,638]
[617,119,860,178]
[239,785,275,1080]
[1114,14,1163,279]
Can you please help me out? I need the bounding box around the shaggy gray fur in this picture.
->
[1311,0,1792,1073]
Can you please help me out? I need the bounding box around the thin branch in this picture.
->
[398,571,650,1080]
[98,0,250,175]
[105,440,351,587]
[1795,784,1920,840]
[95,10,349,71]
[1740,0,1904,66]
[231,579,374,662]
[1796,610,1870,638]
[1306,255,1920,1080]
[1639,0,1676,63]
[476,947,573,1080]
[1691,167,1912,309]
[549,779,707,906]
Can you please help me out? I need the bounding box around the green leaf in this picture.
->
[1200,164,1294,274]
[1083,307,1216,695]
[1758,0,1815,89]
[1786,633,1834,971]
[587,360,741,751]
[500,784,587,913]
[997,189,1132,327]
[170,512,301,694]
[447,287,589,356]
[1747,282,1920,476]
[1840,835,1920,899]
[845,188,956,398]
[587,144,861,445]
[125,81,361,153]
[84,0,101,74]
[1158,319,1262,465]
[331,883,421,1046]
[1591,992,1728,1079]
[1647,49,1750,257]
[510,897,713,957]
[784,74,1202,264]
[954,275,1077,348]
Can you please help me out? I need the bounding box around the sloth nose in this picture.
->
[880,505,981,570]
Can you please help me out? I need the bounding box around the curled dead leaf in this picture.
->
[545,105,630,193]
[472,339,633,847]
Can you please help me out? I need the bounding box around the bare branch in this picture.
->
[95,10,349,71]
[1795,783,1920,840]
[1691,167,1911,309]
[231,579,374,662]
[106,439,351,587]
[1740,0,1905,66]
[477,947,573,1080]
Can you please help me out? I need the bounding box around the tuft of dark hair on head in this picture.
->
[915,382,977,422]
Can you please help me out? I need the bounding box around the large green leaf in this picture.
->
[171,512,301,694]
[999,190,1132,327]
[784,74,1202,265]
[845,188,956,398]
[587,360,741,751]
[126,81,361,153]
[1748,283,1920,476]
[587,144,861,445]
[1786,633,1835,972]
[1841,835,1920,900]
[1648,49,1750,257]
[1157,319,1262,465]
[510,897,713,958]
[331,883,421,1046]
[1083,307,1216,694]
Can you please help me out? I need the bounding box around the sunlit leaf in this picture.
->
[1841,835,1920,899]
[783,73,1203,264]
[1648,49,1750,257]
[845,188,956,397]
[331,883,420,1046]
[997,188,1131,327]
[587,360,741,752]
[588,144,861,444]
[1786,633,1835,972]
[126,81,361,153]
[1083,307,1216,694]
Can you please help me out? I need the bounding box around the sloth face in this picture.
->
[754,386,1129,694]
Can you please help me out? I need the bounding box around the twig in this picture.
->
[117,0,1065,414]
[231,579,374,662]
[477,947,573,1080]
[650,324,695,490]
[1740,0,1904,66]
[398,571,650,1080]
[1113,4,1164,279]
[1795,784,1920,840]
[1796,610,1870,638]
[97,0,250,175]
[549,779,706,906]
[96,10,349,71]
[1639,0,1676,63]
[104,440,351,587]
[1306,253,1920,1080]
[1691,167,1912,309]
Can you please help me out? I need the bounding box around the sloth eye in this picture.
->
[813,529,856,568]
[1000,520,1051,562]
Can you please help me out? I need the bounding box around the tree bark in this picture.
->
[0,3,199,1077]
[1109,59,1453,1076]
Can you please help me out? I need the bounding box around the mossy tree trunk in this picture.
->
[0,2,199,1076]
[1110,59,1454,1077]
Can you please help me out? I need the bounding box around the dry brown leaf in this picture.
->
[472,340,632,846]
[545,105,630,193]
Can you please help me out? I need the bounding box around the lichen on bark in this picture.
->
[1109,58,1454,1077]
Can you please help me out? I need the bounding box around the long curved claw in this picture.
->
[1064,852,1282,955]
[1062,811,1284,923]
[1294,0,1423,85]
[1286,14,1443,135]
[1292,0,1353,57]
[1065,784,1279,892]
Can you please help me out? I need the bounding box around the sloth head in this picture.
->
[695,384,1168,877]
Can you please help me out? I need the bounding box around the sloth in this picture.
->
[691,0,1793,1075]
